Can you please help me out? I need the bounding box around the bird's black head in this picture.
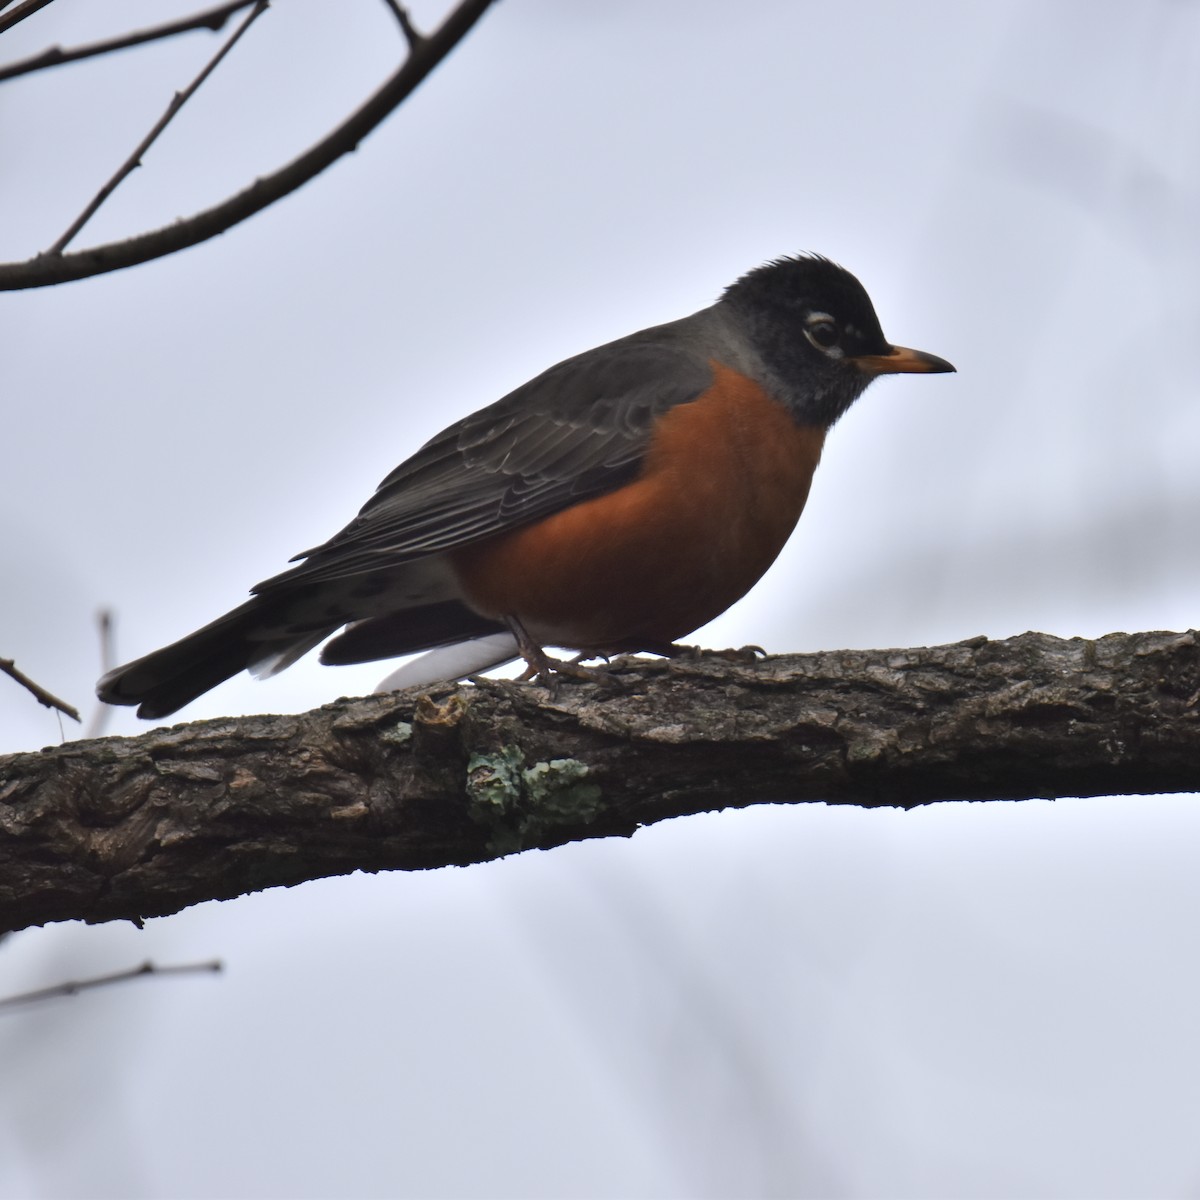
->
[720,254,954,427]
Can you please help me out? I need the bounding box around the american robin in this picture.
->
[98,254,954,718]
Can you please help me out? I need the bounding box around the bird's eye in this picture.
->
[804,314,840,352]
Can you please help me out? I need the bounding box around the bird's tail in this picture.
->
[96,597,336,720]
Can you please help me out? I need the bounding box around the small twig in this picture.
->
[0,0,55,36]
[0,0,258,83]
[0,657,80,722]
[0,959,223,1010]
[47,0,270,256]
[85,608,116,740]
[95,607,115,676]
[381,0,424,51]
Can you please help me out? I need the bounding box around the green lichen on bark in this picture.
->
[465,747,603,854]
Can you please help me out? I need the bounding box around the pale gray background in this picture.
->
[2,2,1199,1197]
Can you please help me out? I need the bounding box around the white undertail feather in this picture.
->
[374,632,520,692]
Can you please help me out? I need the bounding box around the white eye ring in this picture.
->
[804,312,842,356]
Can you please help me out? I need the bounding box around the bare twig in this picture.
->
[0,0,258,83]
[0,0,497,290]
[47,0,270,256]
[84,609,116,740]
[0,959,223,1010]
[0,657,80,722]
[95,608,115,676]
[0,0,55,36]
[381,0,425,50]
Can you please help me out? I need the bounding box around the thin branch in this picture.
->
[1,631,1197,935]
[0,0,55,36]
[381,0,425,51]
[0,959,223,1010]
[84,609,116,740]
[0,0,497,290]
[0,657,80,722]
[0,0,258,84]
[47,0,270,256]
[96,608,115,676]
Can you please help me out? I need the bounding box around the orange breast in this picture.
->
[450,362,826,650]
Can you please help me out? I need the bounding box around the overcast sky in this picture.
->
[2,2,1199,1197]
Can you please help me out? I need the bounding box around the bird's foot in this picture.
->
[516,651,610,686]
[506,617,613,690]
[569,650,610,668]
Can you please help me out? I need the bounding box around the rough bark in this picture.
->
[2,630,1197,935]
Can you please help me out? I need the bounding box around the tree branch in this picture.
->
[48,0,270,256]
[0,0,497,290]
[1,631,1197,936]
[0,0,259,83]
[380,0,424,51]
[0,0,55,37]
[0,656,80,722]
[0,958,222,1010]
[84,609,116,741]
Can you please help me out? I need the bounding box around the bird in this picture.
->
[98,254,954,719]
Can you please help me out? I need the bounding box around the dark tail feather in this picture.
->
[97,597,337,720]
[320,601,504,666]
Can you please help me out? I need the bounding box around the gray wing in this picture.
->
[253,336,714,593]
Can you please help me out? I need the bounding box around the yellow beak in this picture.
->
[852,344,956,376]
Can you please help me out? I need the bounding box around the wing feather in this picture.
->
[254,337,712,593]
